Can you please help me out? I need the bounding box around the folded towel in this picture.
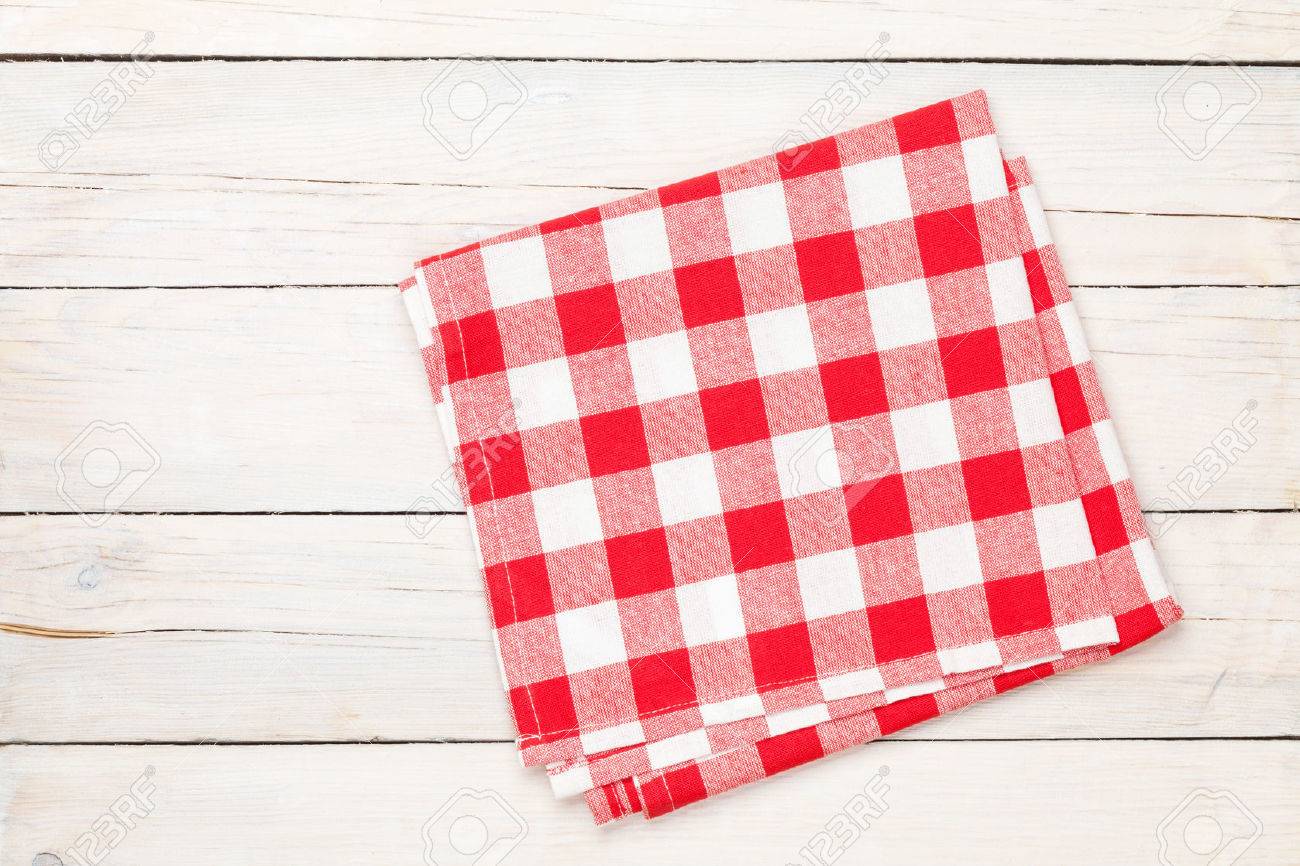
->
[399,90,1182,823]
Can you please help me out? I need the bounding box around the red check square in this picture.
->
[630,648,697,715]
[675,257,746,328]
[795,231,866,303]
[939,326,1008,398]
[511,675,578,740]
[820,353,889,421]
[962,449,1032,521]
[725,501,796,572]
[557,283,626,355]
[914,204,985,278]
[606,527,676,599]
[748,622,817,690]
[700,378,772,451]
[866,595,937,664]
[893,99,962,154]
[985,571,1054,637]
[581,406,652,477]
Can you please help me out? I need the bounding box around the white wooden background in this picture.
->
[1,3,1298,864]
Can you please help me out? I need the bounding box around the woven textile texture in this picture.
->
[398,90,1182,823]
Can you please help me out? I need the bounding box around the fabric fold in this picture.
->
[397,90,1182,823]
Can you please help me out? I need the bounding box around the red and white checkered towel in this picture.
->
[399,90,1182,823]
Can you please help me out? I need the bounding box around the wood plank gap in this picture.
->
[5,55,1300,67]
[1,508,1293,517]
[4,735,1297,747]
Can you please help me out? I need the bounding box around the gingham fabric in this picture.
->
[398,90,1183,823]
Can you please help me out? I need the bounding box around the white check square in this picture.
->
[767,703,830,736]
[652,451,724,525]
[699,693,765,726]
[507,356,580,430]
[1009,378,1064,448]
[1131,537,1170,602]
[1055,301,1091,366]
[842,155,912,229]
[532,478,604,552]
[914,522,984,593]
[819,668,885,701]
[1056,616,1118,651]
[938,640,1002,674]
[984,258,1034,325]
[480,236,553,309]
[961,135,1009,204]
[890,399,961,472]
[627,330,699,403]
[1093,419,1130,483]
[795,548,865,620]
[603,208,673,281]
[579,720,644,754]
[866,278,937,350]
[646,729,711,770]
[723,182,793,254]
[1018,185,1052,248]
[555,600,627,673]
[677,574,747,647]
[747,304,818,377]
[772,425,841,501]
[1033,499,1096,570]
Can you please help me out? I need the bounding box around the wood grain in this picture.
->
[3,0,1298,61]
[3,176,1296,287]
[1,62,1296,286]
[1,286,1294,512]
[2,610,1294,743]
[2,742,1296,865]
[1,513,1296,743]
[3,514,1295,636]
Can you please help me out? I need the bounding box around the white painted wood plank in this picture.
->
[3,177,1296,287]
[2,0,1298,61]
[1,512,1295,743]
[2,514,1294,637]
[1,618,1293,742]
[4,62,1294,286]
[1,286,1294,511]
[1,62,1294,219]
[2,742,1296,865]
